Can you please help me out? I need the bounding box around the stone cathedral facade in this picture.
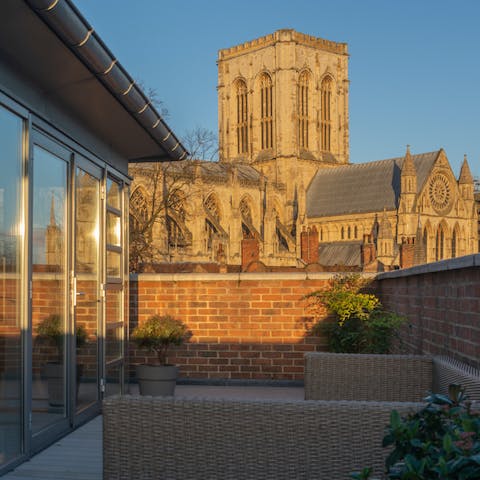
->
[129,30,477,272]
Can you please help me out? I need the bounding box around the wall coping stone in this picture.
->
[130,272,377,282]
[377,254,480,280]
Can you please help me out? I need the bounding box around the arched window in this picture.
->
[260,73,273,150]
[236,80,248,154]
[354,225,358,239]
[341,226,345,240]
[321,76,333,152]
[204,194,221,253]
[451,228,458,258]
[239,196,254,238]
[298,71,310,149]
[130,187,148,232]
[347,226,351,239]
[435,225,445,261]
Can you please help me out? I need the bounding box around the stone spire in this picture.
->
[459,154,473,184]
[50,194,56,226]
[401,144,416,177]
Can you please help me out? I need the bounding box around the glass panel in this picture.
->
[31,145,67,434]
[106,250,121,278]
[0,106,23,464]
[105,289,123,372]
[106,178,121,210]
[106,326,122,363]
[106,212,121,247]
[75,168,99,412]
[105,363,121,397]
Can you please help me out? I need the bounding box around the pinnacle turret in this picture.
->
[459,154,473,184]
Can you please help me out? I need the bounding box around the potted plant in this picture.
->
[132,314,189,396]
[36,313,88,406]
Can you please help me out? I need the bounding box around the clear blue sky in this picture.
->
[76,0,480,178]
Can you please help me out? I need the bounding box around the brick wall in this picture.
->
[377,254,480,369]
[129,272,337,381]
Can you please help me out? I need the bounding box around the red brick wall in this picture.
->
[377,255,480,369]
[129,273,335,381]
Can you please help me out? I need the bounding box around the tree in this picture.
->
[129,160,199,272]
[182,126,218,161]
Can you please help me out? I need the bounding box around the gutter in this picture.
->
[25,0,189,161]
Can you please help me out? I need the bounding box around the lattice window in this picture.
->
[260,73,273,150]
[130,188,148,230]
[451,228,458,258]
[204,194,221,221]
[321,76,333,152]
[239,197,252,224]
[297,71,310,149]
[435,225,445,261]
[236,80,248,154]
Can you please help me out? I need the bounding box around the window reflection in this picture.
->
[0,106,23,463]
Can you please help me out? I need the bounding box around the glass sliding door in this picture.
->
[74,164,101,416]
[31,140,69,441]
[104,176,126,396]
[0,105,25,465]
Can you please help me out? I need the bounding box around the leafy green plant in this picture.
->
[36,313,88,361]
[131,314,190,365]
[352,384,480,479]
[305,274,405,353]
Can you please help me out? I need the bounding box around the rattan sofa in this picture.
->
[103,395,420,480]
[304,353,480,402]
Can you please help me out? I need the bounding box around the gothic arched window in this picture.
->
[236,79,248,155]
[435,225,445,261]
[298,71,310,149]
[451,227,458,258]
[130,187,148,232]
[321,76,333,152]
[260,73,273,150]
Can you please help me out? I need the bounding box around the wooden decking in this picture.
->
[2,385,304,479]
[2,416,102,480]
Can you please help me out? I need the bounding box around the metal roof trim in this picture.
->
[25,0,189,161]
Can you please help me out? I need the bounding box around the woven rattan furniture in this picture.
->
[103,395,420,480]
[305,353,480,402]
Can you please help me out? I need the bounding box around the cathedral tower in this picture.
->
[217,29,350,188]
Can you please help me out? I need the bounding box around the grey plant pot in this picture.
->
[136,364,178,396]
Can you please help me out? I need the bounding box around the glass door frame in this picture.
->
[28,129,72,454]
[71,157,104,427]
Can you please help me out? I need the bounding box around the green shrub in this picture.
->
[352,385,480,479]
[305,274,405,354]
[132,314,190,365]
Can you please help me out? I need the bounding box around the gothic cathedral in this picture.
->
[129,30,477,272]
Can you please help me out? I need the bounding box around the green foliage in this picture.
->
[36,314,89,361]
[132,314,190,365]
[353,384,480,479]
[306,274,405,354]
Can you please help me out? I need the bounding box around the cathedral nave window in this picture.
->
[236,79,249,154]
[260,73,273,150]
[297,71,310,149]
[321,76,333,152]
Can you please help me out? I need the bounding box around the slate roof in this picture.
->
[307,151,440,217]
[318,242,362,267]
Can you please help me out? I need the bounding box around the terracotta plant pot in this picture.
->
[136,364,178,396]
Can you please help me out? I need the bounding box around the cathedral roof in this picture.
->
[164,160,261,184]
[306,150,440,217]
[318,242,362,267]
